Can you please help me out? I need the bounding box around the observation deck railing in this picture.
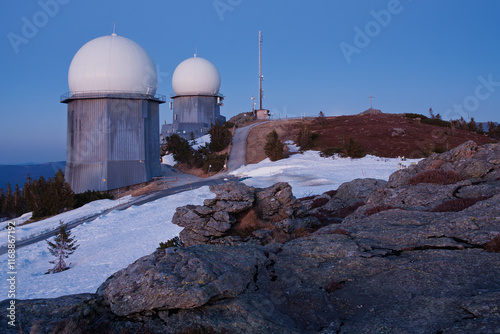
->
[60,91,167,103]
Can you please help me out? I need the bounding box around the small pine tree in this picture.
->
[46,221,79,274]
[264,130,284,161]
[1,183,14,219]
[429,108,435,119]
[341,136,366,158]
[296,125,319,151]
[467,118,478,133]
[317,111,328,125]
[189,131,196,146]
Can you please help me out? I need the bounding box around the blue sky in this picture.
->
[1,0,500,164]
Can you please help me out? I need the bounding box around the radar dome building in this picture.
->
[161,55,225,140]
[61,33,165,193]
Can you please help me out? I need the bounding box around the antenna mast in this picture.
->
[259,30,263,110]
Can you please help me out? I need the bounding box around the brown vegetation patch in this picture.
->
[485,235,500,253]
[230,209,267,238]
[430,197,489,212]
[331,228,350,236]
[335,202,365,218]
[245,114,494,164]
[409,170,464,185]
[311,202,365,225]
[324,190,337,197]
[325,281,345,293]
[310,197,329,209]
[365,205,400,216]
[290,227,315,239]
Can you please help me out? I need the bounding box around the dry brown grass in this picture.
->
[231,209,267,238]
[485,235,500,253]
[245,114,493,164]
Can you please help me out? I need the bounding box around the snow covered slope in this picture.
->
[0,151,420,301]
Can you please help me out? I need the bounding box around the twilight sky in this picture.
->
[1,0,500,164]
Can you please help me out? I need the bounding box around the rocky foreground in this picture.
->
[2,141,499,333]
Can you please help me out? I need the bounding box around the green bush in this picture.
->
[165,134,193,164]
[264,130,284,161]
[320,147,341,157]
[342,137,366,158]
[296,125,319,151]
[208,121,232,152]
[421,118,451,128]
[404,113,428,120]
[158,236,184,250]
[203,153,228,173]
[74,190,114,209]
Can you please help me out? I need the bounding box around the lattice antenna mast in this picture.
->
[259,30,263,110]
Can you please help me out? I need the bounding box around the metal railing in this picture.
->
[60,91,167,103]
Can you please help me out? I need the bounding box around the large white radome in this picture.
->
[172,56,221,96]
[68,34,157,95]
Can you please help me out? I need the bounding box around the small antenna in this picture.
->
[194,47,197,58]
[112,22,117,36]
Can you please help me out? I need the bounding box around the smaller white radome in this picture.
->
[172,56,221,96]
[68,34,158,95]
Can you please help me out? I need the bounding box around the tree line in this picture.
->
[0,170,113,221]
[408,110,500,139]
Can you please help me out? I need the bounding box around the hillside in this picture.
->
[0,162,65,190]
[246,113,494,164]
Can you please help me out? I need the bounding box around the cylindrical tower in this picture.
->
[61,33,165,193]
[161,55,225,140]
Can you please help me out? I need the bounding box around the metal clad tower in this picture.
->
[161,55,225,139]
[61,33,165,193]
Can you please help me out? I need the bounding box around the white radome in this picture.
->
[68,34,157,95]
[172,56,221,96]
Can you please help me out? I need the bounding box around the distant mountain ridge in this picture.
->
[0,162,66,190]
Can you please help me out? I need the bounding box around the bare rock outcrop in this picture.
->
[173,181,320,246]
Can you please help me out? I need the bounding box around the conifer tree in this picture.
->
[13,184,25,217]
[46,221,79,274]
[264,130,284,161]
[189,131,196,146]
[208,121,232,152]
[1,183,14,219]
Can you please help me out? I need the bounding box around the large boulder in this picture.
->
[98,244,268,316]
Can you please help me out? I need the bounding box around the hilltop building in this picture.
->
[61,33,165,193]
[161,56,225,141]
